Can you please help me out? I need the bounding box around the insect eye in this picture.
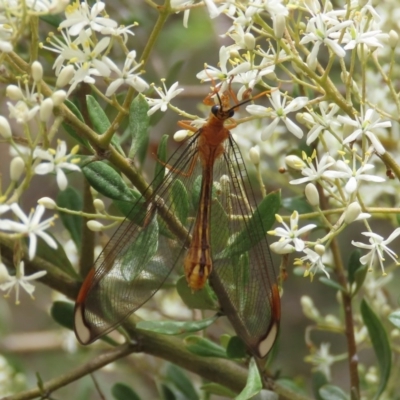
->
[211,105,220,116]
[228,109,235,118]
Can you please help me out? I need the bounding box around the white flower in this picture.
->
[341,18,384,50]
[338,109,390,154]
[304,343,336,380]
[302,102,341,145]
[268,211,316,253]
[289,151,336,185]
[300,14,352,61]
[0,261,47,304]
[59,0,118,36]
[34,141,81,190]
[323,152,385,194]
[352,229,400,275]
[7,101,40,124]
[295,248,330,279]
[196,46,250,92]
[104,51,149,96]
[146,81,184,116]
[0,204,57,260]
[171,0,195,28]
[246,90,308,140]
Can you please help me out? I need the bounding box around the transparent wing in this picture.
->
[74,132,204,344]
[208,135,280,358]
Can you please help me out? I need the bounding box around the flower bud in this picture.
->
[244,32,255,50]
[93,199,105,213]
[389,30,399,49]
[10,156,25,181]
[173,130,189,142]
[249,146,260,165]
[301,295,320,320]
[40,98,54,122]
[52,90,67,106]
[314,244,325,256]
[6,85,23,100]
[31,61,43,83]
[273,14,286,39]
[0,116,12,138]
[285,154,305,170]
[56,65,75,87]
[38,197,57,209]
[305,183,319,206]
[87,220,104,231]
[344,202,361,224]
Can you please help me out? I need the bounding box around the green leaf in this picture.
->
[40,14,63,28]
[200,383,236,398]
[218,191,281,259]
[153,135,168,189]
[51,301,74,330]
[111,383,141,400]
[276,379,307,396]
[170,179,189,225]
[226,336,247,359]
[165,364,199,400]
[388,311,400,329]
[34,234,79,280]
[319,277,345,292]
[184,336,228,358]
[129,94,150,162]
[86,95,124,155]
[112,189,144,219]
[176,276,218,310]
[312,371,329,400]
[282,195,313,214]
[360,299,392,400]
[319,385,349,400]
[159,384,176,400]
[235,358,262,400]
[347,250,367,295]
[83,161,134,201]
[137,314,218,335]
[63,100,90,148]
[57,187,83,250]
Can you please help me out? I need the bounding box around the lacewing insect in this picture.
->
[74,87,280,358]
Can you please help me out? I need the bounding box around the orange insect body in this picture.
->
[183,105,231,290]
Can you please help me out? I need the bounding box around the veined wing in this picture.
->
[74,132,204,345]
[208,135,280,358]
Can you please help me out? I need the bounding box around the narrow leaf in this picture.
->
[83,161,134,201]
[57,187,83,249]
[63,100,90,148]
[282,195,313,214]
[176,276,218,310]
[153,135,168,189]
[129,94,150,161]
[86,95,124,154]
[319,277,345,292]
[137,314,218,335]
[235,358,262,400]
[165,364,199,400]
[111,383,141,400]
[388,311,400,329]
[360,299,392,400]
[226,336,247,359]
[201,383,236,398]
[34,235,79,279]
[184,336,228,358]
[51,301,74,330]
[319,384,349,400]
[312,371,329,400]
